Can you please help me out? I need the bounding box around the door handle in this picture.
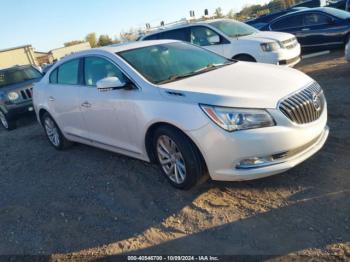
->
[81,101,91,108]
[49,96,55,101]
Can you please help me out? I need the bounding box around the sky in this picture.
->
[1,0,268,51]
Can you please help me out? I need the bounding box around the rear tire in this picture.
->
[233,54,256,62]
[153,126,207,190]
[42,112,72,150]
[0,110,16,131]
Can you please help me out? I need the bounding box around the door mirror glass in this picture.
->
[96,76,126,91]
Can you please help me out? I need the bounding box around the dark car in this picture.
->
[260,7,350,52]
[327,0,350,11]
[246,7,307,29]
[0,65,42,130]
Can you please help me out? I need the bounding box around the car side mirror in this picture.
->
[208,35,220,44]
[96,76,126,91]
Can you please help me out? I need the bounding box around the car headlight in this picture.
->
[7,91,19,101]
[200,105,275,132]
[261,42,281,52]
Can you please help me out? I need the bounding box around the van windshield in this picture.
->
[209,20,259,37]
[118,42,233,84]
[0,67,42,88]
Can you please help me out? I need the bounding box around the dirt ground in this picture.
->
[0,51,349,260]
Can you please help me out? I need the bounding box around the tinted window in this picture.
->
[118,42,232,84]
[303,13,332,26]
[57,59,79,85]
[159,28,189,41]
[271,15,303,30]
[143,34,159,40]
[0,67,42,88]
[84,57,125,86]
[190,26,221,46]
[49,68,58,84]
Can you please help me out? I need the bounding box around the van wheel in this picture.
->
[153,126,207,189]
[0,110,16,131]
[42,112,72,150]
[233,54,256,62]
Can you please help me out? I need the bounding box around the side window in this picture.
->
[49,68,58,84]
[271,15,303,30]
[84,56,125,86]
[303,13,332,26]
[143,34,159,40]
[190,26,221,46]
[57,59,79,85]
[159,28,189,42]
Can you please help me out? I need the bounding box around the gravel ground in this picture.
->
[0,51,349,260]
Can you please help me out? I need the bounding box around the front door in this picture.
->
[79,56,140,154]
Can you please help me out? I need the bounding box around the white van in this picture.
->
[140,19,301,66]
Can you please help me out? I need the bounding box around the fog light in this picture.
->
[237,156,274,169]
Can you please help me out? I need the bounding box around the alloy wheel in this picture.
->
[156,135,187,184]
[44,117,60,146]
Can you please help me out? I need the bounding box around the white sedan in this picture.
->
[33,40,328,189]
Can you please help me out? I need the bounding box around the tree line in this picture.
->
[64,0,306,47]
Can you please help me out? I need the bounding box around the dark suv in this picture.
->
[0,65,42,130]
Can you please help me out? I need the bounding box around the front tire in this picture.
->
[153,126,207,189]
[42,112,71,150]
[0,110,16,131]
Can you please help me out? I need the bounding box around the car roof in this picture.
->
[0,64,32,72]
[270,7,336,22]
[141,19,233,39]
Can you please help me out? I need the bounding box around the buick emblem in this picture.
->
[312,93,321,111]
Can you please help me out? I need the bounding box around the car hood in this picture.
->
[159,62,314,109]
[240,31,295,43]
[0,78,41,93]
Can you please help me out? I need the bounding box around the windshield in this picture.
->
[209,20,259,38]
[322,7,350,19]
[0,67,42,88]
[118,42,233,84]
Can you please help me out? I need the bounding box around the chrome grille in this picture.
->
[281,37,298,49]
[279,82,325,124]
[20,87,33,100]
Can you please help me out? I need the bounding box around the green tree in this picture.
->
[97,34,113,46]
[227,9,236,19]
[213,7,224,18]
[85,32,97,47]
[63,40,84,47]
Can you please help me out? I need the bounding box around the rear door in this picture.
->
[270,14,305,44]
[47,58,87,138]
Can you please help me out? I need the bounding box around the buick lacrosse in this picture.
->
[33,40,328,189]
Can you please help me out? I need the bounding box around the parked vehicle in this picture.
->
[246,7,307,29]
[260,7,350,52]
[140,19,301,66]
[33,40,328,189]
[0,65,42,130]
[346,40,350,61]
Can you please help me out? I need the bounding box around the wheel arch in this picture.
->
[232,53,257,62]
[144,122,207,171]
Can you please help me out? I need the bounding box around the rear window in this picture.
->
[57,59,80,85]
[0,67,42,88]
[271,15,303,30]
[144,28,189,42]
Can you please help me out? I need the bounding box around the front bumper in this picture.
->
[3,100,34,120]
[187,107,328,181]
[257,43,301,67]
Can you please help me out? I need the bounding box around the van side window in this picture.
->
[190,26,221,46]
[84,56,125,86]
[159,28,189,42]
[49,68,58,84]
[57,59,80,85]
